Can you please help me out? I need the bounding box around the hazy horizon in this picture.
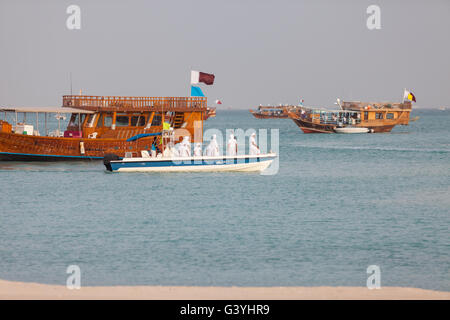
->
[1,0,449,109]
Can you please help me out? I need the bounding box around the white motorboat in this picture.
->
[334,127,370,134]
[104,153,277,173]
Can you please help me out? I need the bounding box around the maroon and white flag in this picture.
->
[215,99,222,105]
[191,70,215,85]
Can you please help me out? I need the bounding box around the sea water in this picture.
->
[0,109,448,290]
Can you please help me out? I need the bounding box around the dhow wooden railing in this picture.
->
[63,95,207,110]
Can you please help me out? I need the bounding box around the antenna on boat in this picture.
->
[70,72,73,95]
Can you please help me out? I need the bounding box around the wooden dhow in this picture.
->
[286,99,414,133]
[0,95,212,160]
[249,106,290,119]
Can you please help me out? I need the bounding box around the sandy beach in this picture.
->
[0,280,448,300]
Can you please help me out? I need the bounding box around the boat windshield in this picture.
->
[68,113,86,128]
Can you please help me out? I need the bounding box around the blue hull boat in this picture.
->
[104,153,277,173]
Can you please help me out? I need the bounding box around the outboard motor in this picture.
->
[103,153,120,171]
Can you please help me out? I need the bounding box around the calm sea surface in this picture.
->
[0,109,449,290]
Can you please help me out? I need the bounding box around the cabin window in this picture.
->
[364,111,368,120]
[97,114,103,127]
[386,113,394,119]
[68,114,77,127]
[131,115,146,127]
[87,114,96,127]
[68,113,86,127]
[151,113,162,126]
[375,113,383,119]
[104,115,113,127]
[115,115,130,127]
[98,113,113,127]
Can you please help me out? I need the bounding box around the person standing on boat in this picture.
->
[163,142,174,157]
[174,140,183,157]
[227,133,237,156]
[205,134,220,156]
[300,108,306,119]
[194,143,202,157]
[249,132,260,155]
[178,136,191,157]
[332,113,337,123]
[183,136,191,156]
[151,138,162,157]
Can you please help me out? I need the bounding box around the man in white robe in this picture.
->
[194,143,202,157]
[174,139,185,157]
[205,134,220,156]
[162,142,176,158]
[249,132,260,155]
[179,136,191,157]
[176,136,188,157]
[227,133,237,156]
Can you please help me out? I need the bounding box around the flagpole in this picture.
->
[189,66,193,96]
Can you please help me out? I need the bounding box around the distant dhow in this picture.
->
[286,90,417,133]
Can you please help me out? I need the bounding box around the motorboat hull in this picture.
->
[105,153,277,173]
[334,127,370,134]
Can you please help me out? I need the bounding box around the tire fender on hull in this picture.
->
[103,153,120,171]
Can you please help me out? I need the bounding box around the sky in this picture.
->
[0,0,449,109]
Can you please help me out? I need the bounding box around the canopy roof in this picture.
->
[299,106,360,113]
[0,106,94,114]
